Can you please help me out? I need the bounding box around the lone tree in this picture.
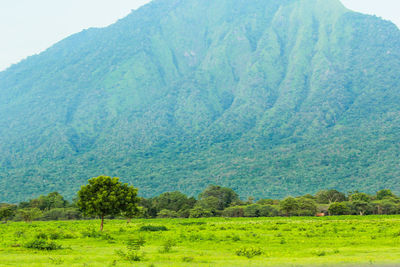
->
[77,175,139,231]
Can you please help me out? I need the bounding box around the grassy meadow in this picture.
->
[1,216,400,266]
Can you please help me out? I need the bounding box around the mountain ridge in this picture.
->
[0,0,399,202]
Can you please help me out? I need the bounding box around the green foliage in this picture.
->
[376,189,396,200]
[222,206,244,217]
[157,209,179,218]
[116,236,146,262]
[153,191,196,212]
[297,198,318,216]
[328,202,350,215]
[349,193,371,202]
[77,176,139,230]
[27,192,67,211]
[235,247,263,258]
[2,216,400,265]
[24,239,62,250]
[16,208,42,222]
[280,197,300,216]
[199,185,240,210]
[159,238,176,253]
[139,225,168,232]
[0,0,399,203]
[0,205,16,222]
[189,207,213,218]
[316,190,346,204]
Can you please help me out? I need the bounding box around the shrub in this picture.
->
[35,233,48,239]
[81,228,103,238]
[139,225,168,231]
[315,250,326,256]
[25,239,62,250]
[159,238,176,253]
[49,232,61,240]
[179,222,206,226]
[116,236,146,262]
[182,256,194,262]
[235,247,263,258]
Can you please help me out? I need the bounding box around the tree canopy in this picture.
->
[77,176,139,230]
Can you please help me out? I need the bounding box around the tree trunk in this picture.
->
[100,215,104,231]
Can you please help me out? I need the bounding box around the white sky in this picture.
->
[0,0,399,71]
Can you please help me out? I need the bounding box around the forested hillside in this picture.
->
[0,0,399,202]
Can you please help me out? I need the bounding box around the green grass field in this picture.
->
[1,216,400,266]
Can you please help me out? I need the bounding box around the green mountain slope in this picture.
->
[0,0,399,202]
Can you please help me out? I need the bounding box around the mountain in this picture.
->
[0,0,399,203]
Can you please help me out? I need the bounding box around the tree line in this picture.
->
[1,176,400,227]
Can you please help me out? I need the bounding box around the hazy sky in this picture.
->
[0,0,399,71]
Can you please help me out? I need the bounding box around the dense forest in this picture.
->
[1,185,399,222]
[0,0,399,202]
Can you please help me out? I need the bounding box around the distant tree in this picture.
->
[243,204,262,217]
[301,194,317,200]
[350,200,373,216]
[259,205,279,217]
[138,197,158,218]
[195,196,220,215]
[373,199,399,215]
[222,206,244,217]
[280,197,299,216]
[17,208,42,222]
[153,191,196,213]
[376,189,396,200]
[328,202,350,215]
[0,205,16,222]
[246,196,255,205]
[297,197,318,216]
[256,199,276,205]
[77,176,139,231]
[316,190,346,204]
[199,185,239,210]
[157,209,179,218]
[189,206,213,218]
[24,192,67,211]
[349,192,371,202]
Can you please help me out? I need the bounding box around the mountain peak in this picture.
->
[0,0,399,202]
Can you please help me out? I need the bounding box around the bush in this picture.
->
[81,228,103,238]
[182,256,194,262]
[179,222,206,226]
[116,236,146,262]
[49,232,63,240]
[139,225,168,231]
[25,239,62,250]
[235,247,263,258]
[159,238,176,253]
[35,233,48,239]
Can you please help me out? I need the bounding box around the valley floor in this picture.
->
[1,216,400,266]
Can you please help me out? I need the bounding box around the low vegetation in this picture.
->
[2,177,400,227]
[2,177,400,265]
[1,216,400,266]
